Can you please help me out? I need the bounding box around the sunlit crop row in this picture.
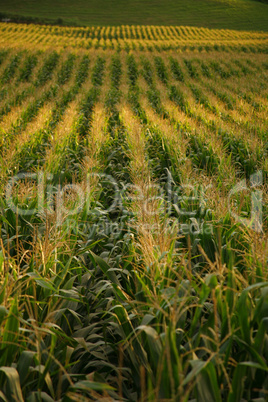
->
[1,22,268,52]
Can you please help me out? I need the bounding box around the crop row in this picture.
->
[1,23,267,40]
[1,23,268,53]
[0,49,266,91]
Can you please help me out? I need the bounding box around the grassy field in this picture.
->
[0,23,267,401]
[0,0,268,31]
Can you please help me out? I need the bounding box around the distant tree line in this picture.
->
[0,12,76,27]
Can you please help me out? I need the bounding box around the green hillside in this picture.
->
[0,0,268,31]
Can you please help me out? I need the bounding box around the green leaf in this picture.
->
[0,275,8,304]
[0,367,23,402]
[233,336,267,368]
[26,392,55,402]
[182,360,207,386]
[136,324,162,366]
[52,257,72,289]
[26,273,55,291]
[70,380,115,391]
[89,251,119,285]
[141,314,155,326]
[17,351,35,384]
[196,361,222,402]
[254,317,268,353]
[0,250,4,271]
[0,305,8,326]
[239,361,268,371]
[237,291,251,345]
[189,283,210,337]
[227,364,247,402]
[0,215,14,228]
[0,297,19,366]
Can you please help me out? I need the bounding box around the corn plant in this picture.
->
[34,51,59,87]
[218,129,263,178]
[127,53,139,87]
[110,55,122,89]
[186,133,220,175]
[183,59,199,79]
[169,84,190,113]
[57,53,76,85]
[17,53,38,82]
[169,57,185,82]
[1,53,22,84]
[91,56,106,87]
[209,61,231,79]
[147,86,168,119]
[154,56,168,85]
[190,84,218,114]
[0,86,34,122]
[199,60,212,78]
[141,56,154,86]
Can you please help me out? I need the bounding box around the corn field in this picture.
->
[1,22,268,52]
[0,24,268,401]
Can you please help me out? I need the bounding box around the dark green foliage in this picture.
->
[110,55,122,88]
[232,59,251,75]
[18,54,38,82]
[154,56,168,85]
[146,128,173,182]
[147,86,168,118]
[184,59,199,79]
[128,86,148,123]
[187,134,220,175]
[34,51,59,86]
[208,85,236,110]
[74,54,90,87]
[170,57,185,81]
[0,87,34,122]
[1,53,22,84]
[77,87,100,138]
[169,85,189,112]
[91,56,106,86]
[190,84,218,114]
[209,61,231,79]
[141,57,154,86]
[127,53,138,86]
[200,61,212,78]
[57,53,76,85]
[218,129,263,178]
